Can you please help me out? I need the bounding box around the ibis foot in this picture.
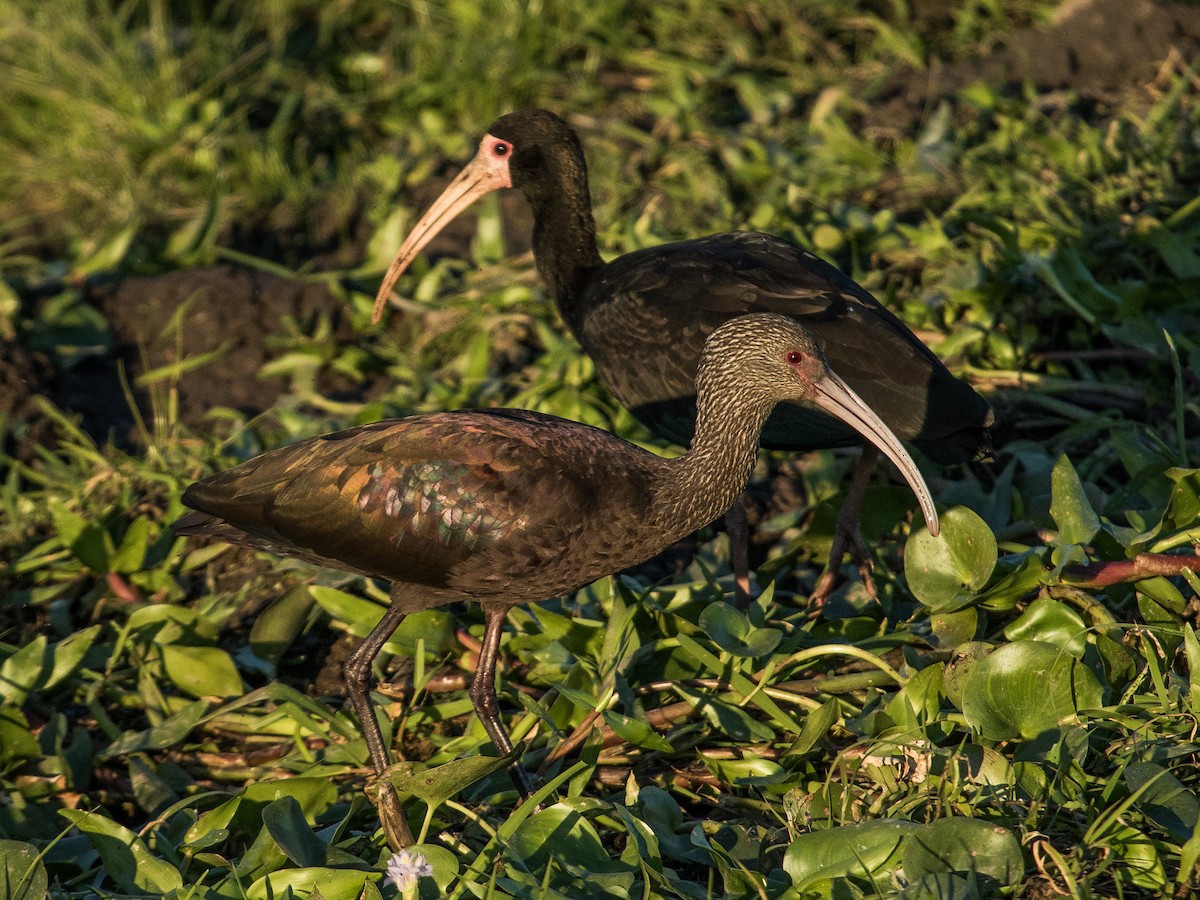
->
[808,445,880,612]
[377,781,415,850]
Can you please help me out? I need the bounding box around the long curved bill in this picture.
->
[372,140,512,324]
[811,368,940,536]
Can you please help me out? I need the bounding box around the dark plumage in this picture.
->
[173,313,938,850]
[373,109,992,603]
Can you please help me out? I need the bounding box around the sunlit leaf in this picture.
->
[904,507,997,611]
[961,641,1105,741]
[59,809,183,894]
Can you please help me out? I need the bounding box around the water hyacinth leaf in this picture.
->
[249,585,314,665]
[904,507,996,611]
[1004,597,1089,658]
[673,685,775,742]
[262,796,329,868]
[0,840,48,900]
[785,698,840,757]
[509,804,616,873]
[40,625,101,692]
[245,868,374,900]
[698,603,782,657]
[98,699,209,759]
[0,637,46,706]
[59,809,183,894]
[928,607,983,649]
[185,796,242,849]
[885,664,944,731]
[406,843,459,892]
[603,710,673,751]
[108,515,151,573]
[783,819,918,888]
[960,641,1105,741]
[1163,467,1200,531]
[1125,762,1200,841]
[0,709,39,769]
[902,817,1023,886]
[387,746,520,807]
[160,644,244,698]
[309,587,454,656]
[1050,454,1101,547]
[241,777,338,822]
[896,872,975,900]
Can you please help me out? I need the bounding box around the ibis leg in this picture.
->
[810,445,879,611]
[470,603,538,801]
[344,591,414,850]
[726,494,753,609]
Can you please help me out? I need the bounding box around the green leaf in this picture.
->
[0,638,47,706]
[697,603,782,657]
[960,641,1105,741]
[1050,454,1100,546]
[785,698,840,757]
[59,808,184,894]
[0,841,48,900]
[160,644,244,698]
[40,625,101,692]
[108,516,151,574]
[904,506,997,611]
[246,868,374,900]
[1125,762,1200,842]
[783,819,917,888]
[262,796,328,868]
[0,708,39,770]
[509,803,619,873]
[249,585,315,665]
[673,684,775,742]
[1004,597,1089,658]
[603,710,673,751]
[98,699,209,760]
[902,817,1023,886]
[387,747,520,808]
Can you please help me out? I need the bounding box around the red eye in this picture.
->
[493,142,510,157]
[786,350,804,365]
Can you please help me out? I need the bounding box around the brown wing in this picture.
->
[175,410,655,592]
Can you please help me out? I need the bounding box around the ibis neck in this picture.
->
[651,390,775,539]
[527,179,604,314]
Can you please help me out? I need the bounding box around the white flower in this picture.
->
[386,848,434,891]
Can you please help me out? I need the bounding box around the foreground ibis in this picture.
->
[173,313,938,850]
[373,109,991,606]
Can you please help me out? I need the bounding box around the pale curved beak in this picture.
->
[372,138,513,324]
[811,368,940,536]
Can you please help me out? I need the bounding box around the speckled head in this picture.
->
[696,313,940,536]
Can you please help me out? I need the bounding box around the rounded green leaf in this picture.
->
[960,641,1105,740]
[59,809,184,894]
[698,603,782,657]
[0,840,48,900]
[246,867,373,899]
[896,872,976,900]
[508,803,614,873]
[902,817,1023,886]
[783,820,918,888]
[904,507,997,611]
[1004,597,1088,657]
[161,644,244,698]
[941,642,995,711]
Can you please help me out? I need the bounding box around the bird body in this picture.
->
[372,109,989,603]
[174,313,939,850]
[574,231,984,457]
[176,407,732,612]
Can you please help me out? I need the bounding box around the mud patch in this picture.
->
[866,0,1200,132]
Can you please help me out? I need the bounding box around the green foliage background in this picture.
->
[1,0,1199,897]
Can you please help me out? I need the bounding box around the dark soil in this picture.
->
[866,0,1200,132]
